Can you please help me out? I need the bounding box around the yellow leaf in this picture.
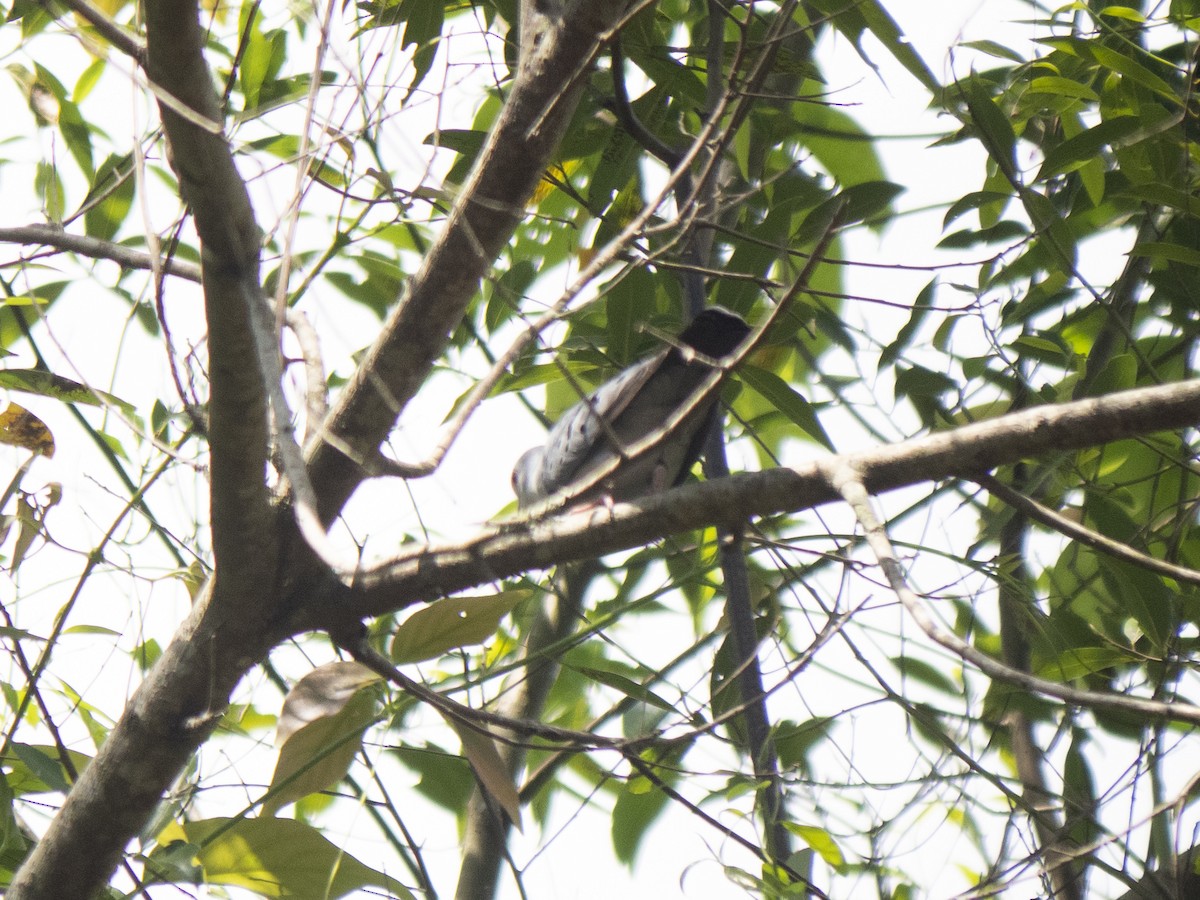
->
[0,403,54,458]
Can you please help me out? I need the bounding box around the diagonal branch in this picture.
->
[41,0,146,62]
[978,472,1200,587]
[306,0,631,523]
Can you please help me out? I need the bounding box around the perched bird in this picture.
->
[512,306,752,509]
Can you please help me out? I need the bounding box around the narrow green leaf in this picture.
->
[1128,241,1200,266]
[580,666,675,713]
[10,744,70,793]
[1038,116,1142,179]
[738,366,832,449]
[961,80,1016,180]
[0,368,131,413]
[1089,43,1179,101]
[880,280,936,369]
[960,40,1025,64]
[1037,646,1133,681]
[1026,76,1099,102]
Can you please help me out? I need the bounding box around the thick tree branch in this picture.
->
[9,4,280,896]
[306,0,629,523]
[333,379,1200,630]
[142,0,275,587]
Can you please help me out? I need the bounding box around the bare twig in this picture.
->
[978,472,1200,587]
[43,0,145,62]
[0,225,202,281]
[826,457,1200,738]
[285,308,329,449]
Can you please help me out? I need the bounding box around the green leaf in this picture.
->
[83,153,136,241]
[390,742,473,813]
[943,191,1013,229]
[390,590,528,664]
[784,823,847,870]
[738,365,832,449]
[809,0,940,94]
[1036,646,1133,680]
[889,654,959,694]
[7,744,78,794]
[1088,43,1179,101]
[1037,116,1143,179]
[774,718,834,771]
[796,104,885,188]
[1098,558,1172,651]
[35,161,65,223]
[152,817,414,900]
[398,0,445,99]
[3,745,90,796]
[1128,241,1200,267]
[611,771,670,864]
[880,280,935,369]
[960,40,1025,63]
[960,80,1016,180]
[0,368,131,413]
[580,666,676,713]
[1026,75,1099,102]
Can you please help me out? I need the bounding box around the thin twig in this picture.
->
[0,225,202,281]
[826,460,1200,730]
[978,472,1200,587]
[284,308,328,449]
[45,0,145,62]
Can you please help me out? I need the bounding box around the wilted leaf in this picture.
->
[262,662,381,816]
[153,817,414,900]
[447,717,521,829]
[0,403,53,457]
[391,590,528,664]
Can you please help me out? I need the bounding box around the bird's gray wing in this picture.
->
[533,352,664,496]
[512,308,751,507]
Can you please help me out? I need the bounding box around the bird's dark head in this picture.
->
[677,307,751,359]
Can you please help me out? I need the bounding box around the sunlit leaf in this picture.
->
[784,823,847,870]
[153,817,414,900]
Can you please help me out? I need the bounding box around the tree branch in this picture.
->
[332,379,1200,654]
[41,0,146,62]
[142,0,275,587]
[0,224,202,281]
[8,4,281,896]
[306,0,631,523]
